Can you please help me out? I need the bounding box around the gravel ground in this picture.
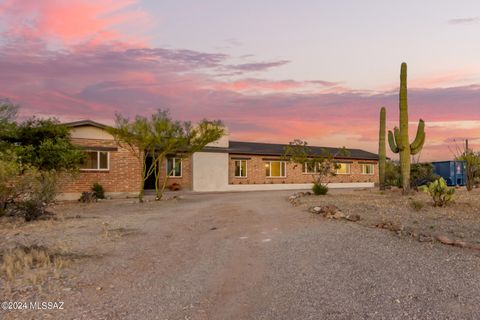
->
[296,188,480,247]
[1,190,480,320]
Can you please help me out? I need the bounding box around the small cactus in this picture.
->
[388,62,426,193]
[378,107,386,190]
[420,178,455,207]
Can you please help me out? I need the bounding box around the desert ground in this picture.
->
[1,189,480,320]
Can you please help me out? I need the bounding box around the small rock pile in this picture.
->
[288,191,312,206]
[309,205,361,222]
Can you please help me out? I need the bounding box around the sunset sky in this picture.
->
[1,0,479,160]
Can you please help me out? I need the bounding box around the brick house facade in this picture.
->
[59,120,379,199]
[228,155,378,185]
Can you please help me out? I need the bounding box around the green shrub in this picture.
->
[420,178,455,207]
[312,183,328,195]
[410,199,424,211]
[91,182,105,199]
[410,163,439,189]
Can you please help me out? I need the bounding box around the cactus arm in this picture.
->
[388,130,399,153]
[410,133,425,155]
[394,127,404,151]
[410,119,425,155]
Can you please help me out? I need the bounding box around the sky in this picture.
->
[1,0,479,161]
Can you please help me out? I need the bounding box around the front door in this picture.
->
[144,156,156,190]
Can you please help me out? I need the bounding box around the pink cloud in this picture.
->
[1,0,479,162]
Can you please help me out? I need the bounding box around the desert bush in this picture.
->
[410,199,424,211]
[420,178,455,207]
[385,160,401,187]
[5,169,59,221]
[410,163,439,189]
[312,183,329,195]
[91,182,105,199]
[79,192,96,203]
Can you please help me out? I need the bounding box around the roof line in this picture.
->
[63,120,107,129]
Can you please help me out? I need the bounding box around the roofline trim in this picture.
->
[63,120,108,129]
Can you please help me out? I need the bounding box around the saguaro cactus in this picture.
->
[388,62,426,193]
[378,107,386,190]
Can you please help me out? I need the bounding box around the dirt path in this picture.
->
[3,191,480,319]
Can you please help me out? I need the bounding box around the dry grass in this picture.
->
[0,244,87,295]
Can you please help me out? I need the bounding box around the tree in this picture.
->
[12,118,85,171]
[455,140,480,191]
[283,139,349,194]
[0,106,85,220]
[109,110,224,201]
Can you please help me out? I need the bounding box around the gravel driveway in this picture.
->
[4,190,480,319]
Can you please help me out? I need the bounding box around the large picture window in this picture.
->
[80,151,109,171]
[167,158,182,177]
[361,163,374,175]
[265,161,286,177]
[235,160,247,177]
[336,162,351,174]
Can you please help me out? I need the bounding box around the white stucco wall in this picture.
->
[192,152,229,191]
[205,128,229,148]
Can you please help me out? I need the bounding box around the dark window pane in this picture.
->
[174,159,182,176]
[81,151,98,169]
[99,152,108,169]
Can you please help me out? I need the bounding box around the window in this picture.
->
[336,162,351,174]
[265,161,286,177]
[235,160,247,177]
[80,151,109,170]
[361,163,374,175]
[303,162,318,173]
[167,158,182,177]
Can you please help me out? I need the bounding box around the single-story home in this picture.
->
[60,120,379,200]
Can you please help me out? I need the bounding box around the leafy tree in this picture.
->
[0,105,85,220]
[453,139,480,191]
[108,110,224,201]
[13,118,85,171]
[283,139,349,194]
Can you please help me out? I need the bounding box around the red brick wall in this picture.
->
[157,156,193,190]
[62,138,142,194]
[228,155,378,185]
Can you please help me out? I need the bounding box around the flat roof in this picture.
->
[227,141,379,160]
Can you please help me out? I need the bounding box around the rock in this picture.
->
[310,206,322,214]
[418,234,433,243]
[345,214,361,222]
[467,243,480,251]
[436,235,453,245]
[375,221,403,232]
[453,240,467,248]
[96,286,103,291]
[332,211,345,220]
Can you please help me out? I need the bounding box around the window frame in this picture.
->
[335,162,351,175]
[361,163,375,175]
[302,162,319,174]
[80,150,110,171]
[167,157,182,177]
[234,159,247,178]
[266,160,287,178]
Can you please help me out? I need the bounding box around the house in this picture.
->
[60,120,379,200]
